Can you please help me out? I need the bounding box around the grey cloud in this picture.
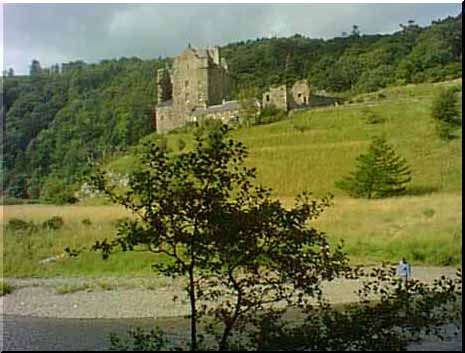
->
[3,3,461,74]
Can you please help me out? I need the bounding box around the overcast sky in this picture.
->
[2,3,462,75]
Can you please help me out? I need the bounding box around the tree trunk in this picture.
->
[188,267,197,351]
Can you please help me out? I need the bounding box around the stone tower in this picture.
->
[154,45,240,133]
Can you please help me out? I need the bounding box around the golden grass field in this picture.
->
[1,191,461,277]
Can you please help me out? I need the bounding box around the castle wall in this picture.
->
[191,109,241,125]
[155,105,187,134]
[154,46,237,133]
[262,85,288,111]
[289,80,311,108]
[191,100,242,125]
[171,49,209,111]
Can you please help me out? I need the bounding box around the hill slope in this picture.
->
[109,79,462,198]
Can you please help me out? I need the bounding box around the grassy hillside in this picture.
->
[2,80,462,277]
[109,79,462,198]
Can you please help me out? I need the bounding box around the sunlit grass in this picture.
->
[2,80,462,277]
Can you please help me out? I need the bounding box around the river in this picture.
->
[1,315,462,351]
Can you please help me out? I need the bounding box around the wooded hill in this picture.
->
[1,12,462,202]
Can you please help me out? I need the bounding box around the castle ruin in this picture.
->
[262,80,311,111]
[154,46,312,133]
[155,46,244,133]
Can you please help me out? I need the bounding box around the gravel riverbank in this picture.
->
[1,267,459,319]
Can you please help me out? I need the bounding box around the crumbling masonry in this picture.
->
[154,46,312,133]
[155,46,243,133]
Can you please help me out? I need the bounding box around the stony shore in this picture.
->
[1,267,459,319]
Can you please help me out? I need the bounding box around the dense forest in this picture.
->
[1,13,462,202]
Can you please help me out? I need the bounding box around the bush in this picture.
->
[82,218,92,226]
[254,105,287,125]
[7,218,36,231]
[42,216,65,230]
[40,177,78,204]
[0,280,13,296]
[431,86,461,140]
[362,109,386,124]
[177,138,186,151]
[422,208,436,219]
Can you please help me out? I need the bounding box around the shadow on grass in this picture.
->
[406,186,439,196]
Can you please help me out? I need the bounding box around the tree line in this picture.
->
[222,14,461,93]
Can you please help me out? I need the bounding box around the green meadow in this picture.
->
[2,80,462,277]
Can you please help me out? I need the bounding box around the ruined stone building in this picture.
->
[155,46,244,133]
[154,47,317,133]
[262,80,311,111]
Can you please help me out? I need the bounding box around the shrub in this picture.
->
[362,109,386,124]
[431,86,461,140]
[0,280,13,296]
[40,177,78,204]
[42,216,65,230]
[255,105,287,125]
[177,138,186,151]
[422,208,436,219]
[82,218,92,226]
[7,218,36,232]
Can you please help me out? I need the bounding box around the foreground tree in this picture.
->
[336,136,412,199]
[91,125,348,350]
[431,86,461,140]
[86,125,461,351]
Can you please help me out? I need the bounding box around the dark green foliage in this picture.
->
[90,124,347,351]
[255,105,287,125]
[29,59,42,76]
[7,218,34,231]
[431,86,461,140]
[82,218,93,226]
[42,216,65,230]
[177,138,186,151]
[336,136,412,199]
[111,266,462,351]
[110,328,172,351]
[0,281,14,296]
[252,267,462,351]
[422,208,436,219]
[362,109,386,124]
[3,57,166,202]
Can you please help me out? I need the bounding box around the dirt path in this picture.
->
[1,267,460,319]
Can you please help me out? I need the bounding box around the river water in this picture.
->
[1,315,462,351]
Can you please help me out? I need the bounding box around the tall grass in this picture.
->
[1,208,171,277]
[310,194,462,266]
[1,193,461,278]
